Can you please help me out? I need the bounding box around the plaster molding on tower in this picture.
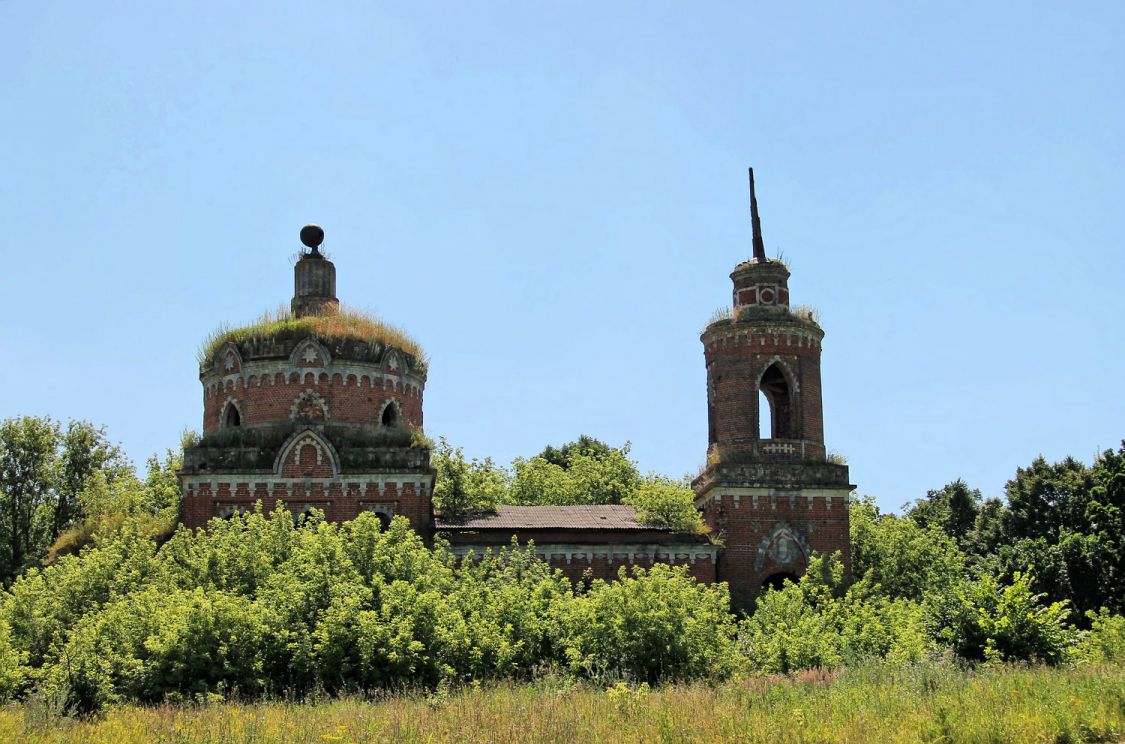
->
[272,428,341,476]
[289,389,330,421]
[289,337,332,367]
[214,342,243,373]
[753,520,812,571]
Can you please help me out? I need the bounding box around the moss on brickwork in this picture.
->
[199,306,427,371]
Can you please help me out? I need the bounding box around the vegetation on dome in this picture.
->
[197,306,427,370]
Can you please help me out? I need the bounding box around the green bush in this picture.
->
[557,564,737,682]
[1072,609,1125,663]
[737,554,933,674]
[927,572,1073,664]
[0,619,26,703]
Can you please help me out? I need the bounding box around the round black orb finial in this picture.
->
[300,224,325,251]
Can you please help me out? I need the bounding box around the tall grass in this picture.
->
[198,306,427,369]
[3,661,1123,743]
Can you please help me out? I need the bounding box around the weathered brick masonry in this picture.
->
[692,169,853,609]
[180,228,434,532]
[179,172,854,608]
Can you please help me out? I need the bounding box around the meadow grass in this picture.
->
[3,662,1123,743]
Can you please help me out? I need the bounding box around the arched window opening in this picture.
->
[376,511,392,531]
[762,572,799,593]
[758,390,771,439]
[381,402,398,428]
[758,364,794,439]
[295,505,321,527]
[224,404,241,428]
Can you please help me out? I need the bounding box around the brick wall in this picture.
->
[445,538,718,587]
[700,489,851,609]
[202,364,424,433]
[181,475,434,532]
[703,322,825,452]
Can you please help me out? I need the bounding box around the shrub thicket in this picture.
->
[0,509,742,713]
[3,424,1125,714]
[0,503,1117,714]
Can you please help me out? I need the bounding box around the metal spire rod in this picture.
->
[749,167,766,262]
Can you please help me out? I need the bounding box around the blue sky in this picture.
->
[2,2,1122,513]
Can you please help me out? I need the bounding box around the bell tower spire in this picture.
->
[749,167,767,262]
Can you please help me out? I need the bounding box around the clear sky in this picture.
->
[2,2,1122,513]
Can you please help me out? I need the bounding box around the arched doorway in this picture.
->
[761,572,800,592]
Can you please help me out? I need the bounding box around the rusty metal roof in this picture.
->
[436,505,667,531]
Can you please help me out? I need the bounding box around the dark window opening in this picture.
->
[758,364,795,439]
[762,572,799,592]
[224,405,241,428]
[295,506,321,527]
[376,511,392,531]
[381,403,398,428]
[218,506,244,521]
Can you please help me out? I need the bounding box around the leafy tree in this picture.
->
[983,444,1125,618]
[850,495,965,602]
[538,435,615,469]
[964,496,1006,563]
[1002,455,1092,544]
[0,417,130,583]
[927,572,1073,664]
[907,479,981,548]
[53,421,130,541]
[432,438,508,518]
[510,438,640,506]
[623,476,704,534]
[509,456,579,506]
[0,417,58,582]
[1085,443,1125,611]
[140,450,184,514]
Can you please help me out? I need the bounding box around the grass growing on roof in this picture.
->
[198,306,427,369]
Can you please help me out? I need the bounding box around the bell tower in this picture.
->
[693,169,853,609]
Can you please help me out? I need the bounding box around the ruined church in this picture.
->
[178,171,853,607]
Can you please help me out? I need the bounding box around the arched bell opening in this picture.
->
[758,363,796,439]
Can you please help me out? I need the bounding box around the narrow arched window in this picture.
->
[381,402,398,428]
[758,390,772,439]
[224,404,241,428]
[759,364,794,439]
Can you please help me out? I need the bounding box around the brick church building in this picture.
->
[179,172,853,607]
